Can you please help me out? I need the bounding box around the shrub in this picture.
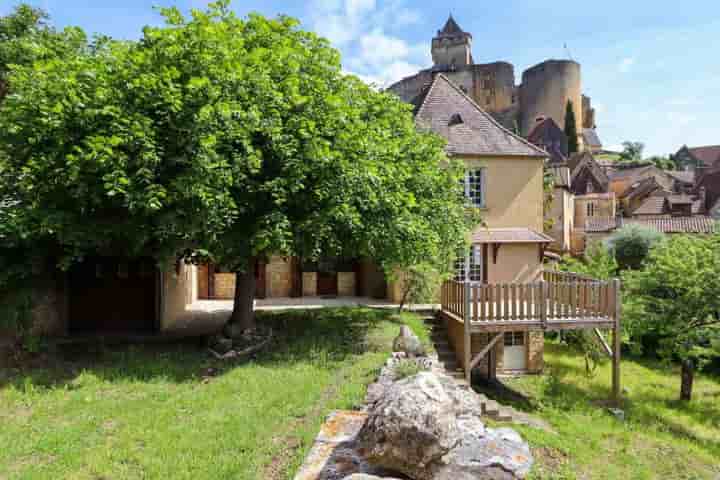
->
[393,359,423,379]
[605,224,664,270]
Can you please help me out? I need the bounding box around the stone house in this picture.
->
[412,74,552,374]
[674,145,720,171]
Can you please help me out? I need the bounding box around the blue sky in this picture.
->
[2,0,719,156]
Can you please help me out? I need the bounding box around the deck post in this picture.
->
[540,281,548,329]
[612,278,622,404]
[463,281,472,383]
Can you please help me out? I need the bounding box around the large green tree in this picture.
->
[624,234,720,401]
[0,2,475,333]
[0,4,87,100]
[564,100,579,154]
[618,141,645,163]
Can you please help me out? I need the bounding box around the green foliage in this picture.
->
[646,155,677,170]
[618,141,645,163]
[605,224,664,270]
[397,263,445,311]
[624,234,720,398]
[0,286,33,336]
[559,242,618,279]
[393,359,423,379]
[0,2,475,319]
[564,100,578,154]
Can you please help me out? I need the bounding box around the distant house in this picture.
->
[527,117,568,164]
[674,145,720,171]
[694,165,720,219]
[582,128,603,154]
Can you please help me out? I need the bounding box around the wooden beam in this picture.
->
[469,332,503,371]
[612,279,622,405]
[492,243,501,264]
[463,282,472,382]
[593,328,613,358]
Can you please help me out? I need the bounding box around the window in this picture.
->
[464,168,486,208]
[454,246,484,283]
[504,331,525,347]
[586,202,596,217]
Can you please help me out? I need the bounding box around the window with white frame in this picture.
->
[586,202,596,217]
[504,331,525,346]
[454,246,483,283]
[464,168,486,208]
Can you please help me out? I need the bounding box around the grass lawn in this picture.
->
[0,307,429,480]
[495,342,720,480]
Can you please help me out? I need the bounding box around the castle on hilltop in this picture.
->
[389,16,600,151]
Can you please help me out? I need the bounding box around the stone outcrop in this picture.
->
[391,326,426,358]
[357,372,533,479]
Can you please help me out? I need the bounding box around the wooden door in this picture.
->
[317,272,338,296]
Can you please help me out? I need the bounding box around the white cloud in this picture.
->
[618,57,635,73]
[310,0,427,87]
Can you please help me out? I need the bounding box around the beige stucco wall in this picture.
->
[547,187,574,252]
[574,193,616,229]
[159,263,224,335]
[487,243,543,284]
[463,156,545,232]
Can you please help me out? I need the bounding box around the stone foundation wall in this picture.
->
[337,272,356,297]
[214,273,236,299]
[302,272,317,296]
[527,331,544,373]
[267,256,292,298]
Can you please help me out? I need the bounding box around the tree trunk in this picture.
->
[680,359,694,401]
[227,268,256,337]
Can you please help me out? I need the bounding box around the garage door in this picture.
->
[503,331,527,371]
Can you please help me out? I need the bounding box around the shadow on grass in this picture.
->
[0,307,396,393]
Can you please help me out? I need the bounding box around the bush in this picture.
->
[559,242,618,279]
[396,263,445,311]
[605,224,664,270]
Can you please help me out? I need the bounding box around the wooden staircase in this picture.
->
[423,314,513,422]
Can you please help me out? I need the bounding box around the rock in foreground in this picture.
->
[357,372,533,479]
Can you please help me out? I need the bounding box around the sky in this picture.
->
[2,0,719,156]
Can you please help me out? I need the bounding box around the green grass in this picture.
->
[497,342,720,480]
[0,308,427,480]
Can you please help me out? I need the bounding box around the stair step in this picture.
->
[494,409,514,422]
[482,400,500,416]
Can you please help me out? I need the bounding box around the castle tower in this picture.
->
[431,15,473,69]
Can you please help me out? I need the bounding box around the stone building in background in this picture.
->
[388,16,601,151]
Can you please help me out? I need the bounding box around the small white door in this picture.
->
[503,332,527,371]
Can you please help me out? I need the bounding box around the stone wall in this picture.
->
[337,272,356,297]
[302,272,318,296]
[266,256,292,298]
[213,273,236,299]
[520,60,582,138]
[574,193,616,229]
[527,331,544,373]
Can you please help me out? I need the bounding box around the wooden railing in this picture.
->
[542,269,599,285]
[440,275,620,324]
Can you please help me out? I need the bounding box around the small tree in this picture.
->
[605,224,664,270]
[564,100,579,154]
[625,234,720,401]
[618,141,645,163]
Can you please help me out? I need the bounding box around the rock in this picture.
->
[357,371,533,479]
[341,475,401,480]
[391,326,426,357]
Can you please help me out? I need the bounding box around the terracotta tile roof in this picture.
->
[471,227,553,244]
[585,217,618,233]
[414,75,548,158]
[582,128,602,148]
[667,170,695,184]
[686,145,720,168]
[585,216,717,234]
[625,216,717,234]
[632,196,667,215]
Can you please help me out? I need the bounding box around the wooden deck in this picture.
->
[440,270,622,402]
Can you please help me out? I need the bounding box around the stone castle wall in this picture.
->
[519,60,582,137]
